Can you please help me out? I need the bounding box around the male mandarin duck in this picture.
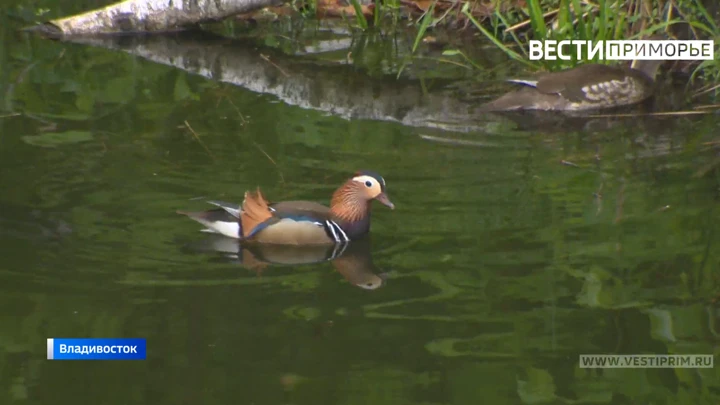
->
[478,59,665,112]
[177,171,394,245]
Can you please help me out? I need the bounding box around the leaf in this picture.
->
[412,0,436,53]
[347,0,369,29]
[21,130,94,148]
[412,0,435,12]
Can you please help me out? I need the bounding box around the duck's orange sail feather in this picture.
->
[240,187,273,238]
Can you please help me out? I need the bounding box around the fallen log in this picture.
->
[29,0,285,37]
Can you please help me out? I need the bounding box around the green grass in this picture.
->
[470,0,673,71]
[466,0,719,82]
[289,0,719,97]
[348,0,369,30]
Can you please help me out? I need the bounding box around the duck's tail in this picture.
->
[506,79,539,88]
[176,208,242,239]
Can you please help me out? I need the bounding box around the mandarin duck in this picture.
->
[478,59,664,112]
[177,171,394,245]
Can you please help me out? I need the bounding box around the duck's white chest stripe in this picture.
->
[325,220,350,243]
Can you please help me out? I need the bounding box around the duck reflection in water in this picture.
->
[185,235,387,290]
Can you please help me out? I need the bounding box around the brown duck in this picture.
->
[177,171,394,245]
[478,59,665,112]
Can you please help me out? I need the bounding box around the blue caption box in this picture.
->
[47,338,146,360]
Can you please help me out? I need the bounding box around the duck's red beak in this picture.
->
[375,192,395,209]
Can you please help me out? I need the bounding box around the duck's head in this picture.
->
[330,170,395,220]
[350,170,395,209]
[629,34,668,80]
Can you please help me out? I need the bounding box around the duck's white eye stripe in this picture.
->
[353,175,377,185]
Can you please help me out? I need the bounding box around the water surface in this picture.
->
[1,3,720,405]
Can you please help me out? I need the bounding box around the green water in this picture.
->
[2,3,720,405]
